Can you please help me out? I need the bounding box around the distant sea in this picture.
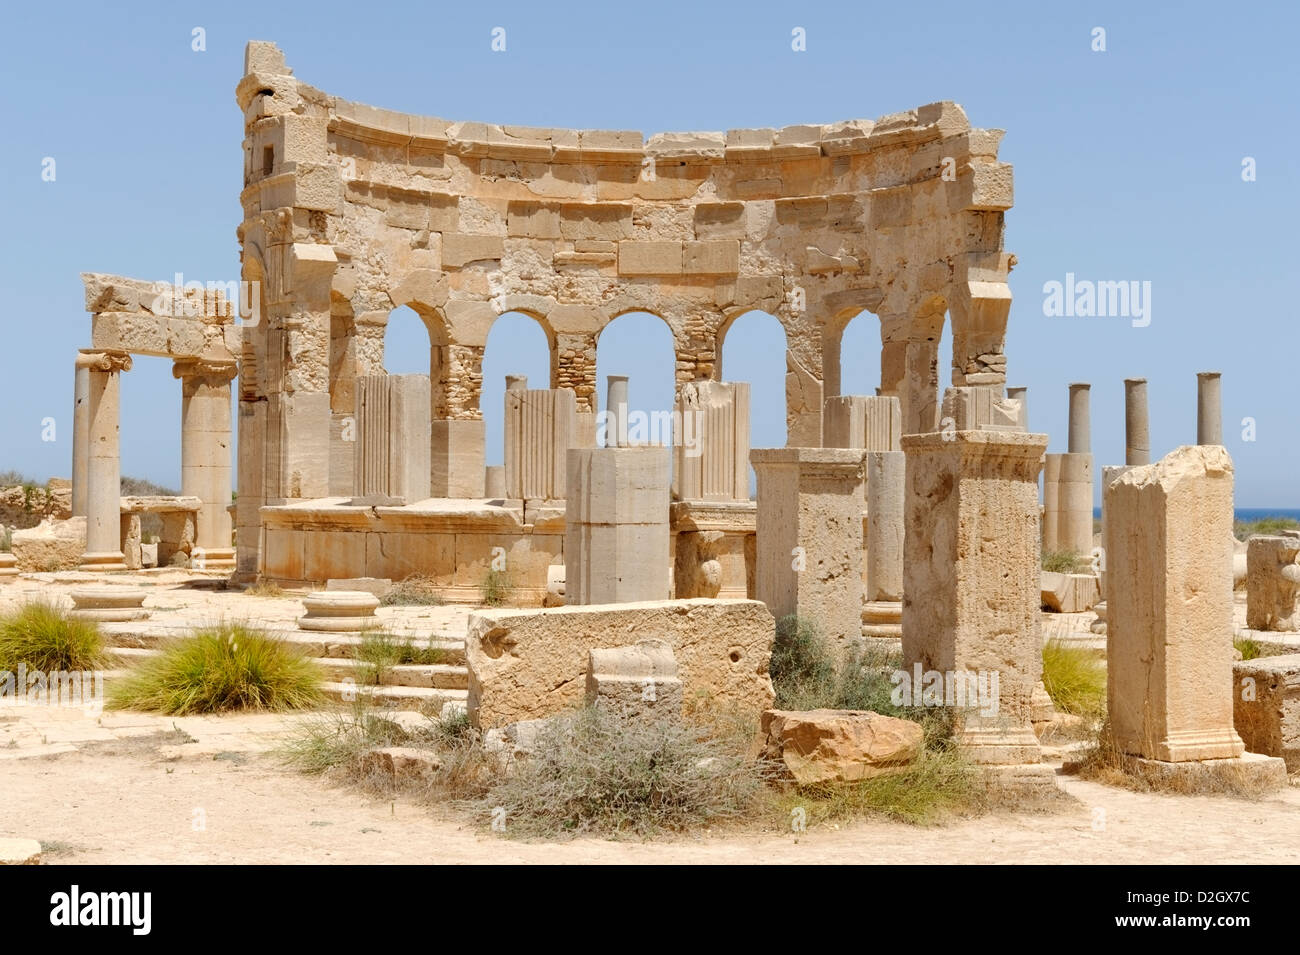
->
[1091,507,1300,523]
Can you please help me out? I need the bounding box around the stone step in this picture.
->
[320,682,468,711]
[105,647,468,691]
[99,625,466,664]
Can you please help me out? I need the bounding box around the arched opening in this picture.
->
[480,312,554,467]
[119,355,184,549]
[837,309,882,398]
[719,310,787,494]
[383,304,432,375]
[595,311,676,448]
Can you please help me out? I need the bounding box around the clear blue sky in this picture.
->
[1,1,1295,504]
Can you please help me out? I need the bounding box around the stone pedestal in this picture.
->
[68,586,149,622]
[751,448,865,653]
[1105,445,1281,788]
[1246,536,1300,631]
[299,590,381,632]
[673,380,749,503]
[78,350,131,572]
[902,430,1055,789]
[175,359,239,570]
[353,374,432,506]
[504,382,576,502]
[564,446,670,605]
[432,418,485,498]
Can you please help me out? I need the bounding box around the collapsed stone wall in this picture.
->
[0,481,72,531]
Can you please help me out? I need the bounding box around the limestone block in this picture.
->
[1232,654,1300,770]
[751,448,865,652]
[670,500,756,601]
[673,380,749,502]
[683,240,740,275]
[353,374,432,504]
[1105,446,1245,762]
[484,465,506,499]
[465,598,775,728]
[11,517,86,572]
[432,419,486,498]
[822,395,901,452]
[760,709,923,785]
[940,385,1022,432]
[0,553,17,577]
[865,451,905,602]
[544,564,566,607]
[565,446,670,605]
[504,386,576,501]
[1246,536,1300,631]
[326,577,393,600]
[902,431,1050,769]
[617,240,683,276]
[586,638,683,720]
[442,234,505,268]
[1040,572,1101,613]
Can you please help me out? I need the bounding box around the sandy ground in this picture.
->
[2,705,1299,864]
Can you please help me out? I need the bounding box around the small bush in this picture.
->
[482,706,767,839]
[1042,550,1085,574]
[1041,639,1107,720]
[109,622,323,715]
[0,526,12,553]
[769,615,837,710]
[380,575,444,607]
[242,579,284,598]
[480,568,513,607]
[0,601,107,672]
[281,699,414,775]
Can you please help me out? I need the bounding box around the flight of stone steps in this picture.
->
[100,623,469,714]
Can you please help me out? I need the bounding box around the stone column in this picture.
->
[673,380,750,502]
[1067,382,1090,454]
[565,446,670,604]
[71,361,90,517]
[1124,377,1150,466]
[902,430,1055,791]
[175,359,239,571]
[1104,445,1282,787]
[865,451,904,601]
[751,448,866,655]
[881,339,939,436]
[79,350,132,571]
[605,375,630,447]
[1197,371,1223,445]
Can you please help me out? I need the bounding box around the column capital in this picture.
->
[76,349,133,373]
[172,358,240,382]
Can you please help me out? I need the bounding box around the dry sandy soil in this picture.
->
[2,707,1298,864]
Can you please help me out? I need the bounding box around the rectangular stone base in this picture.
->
[1120,751,1286,792]
[979,762,1063,797]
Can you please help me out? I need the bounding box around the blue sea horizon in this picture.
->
[1091,507,1300,522]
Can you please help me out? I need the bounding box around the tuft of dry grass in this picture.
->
[380,575,444,607]
[0,601,107,672]
[1041,639,1107,720]
[242,579,285,598]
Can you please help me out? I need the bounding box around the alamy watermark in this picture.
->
[148,272,261,326]
[889,663,1000,717]
[596,408,703,457]
[0,664,104,713]
[1042,272,1151,328]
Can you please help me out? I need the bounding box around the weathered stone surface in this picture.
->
[69,586,149,622]
[299,590,380,632]
[0,838,42,865]
[1105,446,1245,762]
[586,638,683,720]
[11,517,86,572]
[1233,654,1300,770]
[1040,572,1100,613]
[1246,536,1300,631]
[760,708,922,784]
[465,598,775,728]
[359,746,442,780]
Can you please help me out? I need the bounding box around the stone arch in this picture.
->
[880,294,949,435]
[595,310,676,444]
[717,309,788,455]
[481,311,556,467]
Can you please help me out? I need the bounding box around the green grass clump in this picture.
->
[1042,550,1085,574]
[0,601,107,672]
[281,699,415,775]
[380,575,444,607]
[1041,638,1106,720]
[482,706,767,839]
[1234,636,1264,661]
[1,526,12,553]
[356,630,446,684]
[480,568,513,607]
[769,615,838,710]
[109,622,322,715]
[1235,516,1300,539]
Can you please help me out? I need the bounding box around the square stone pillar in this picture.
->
[751,448,865,652]
[352,374,432,505]
[822,395,902,452]
[504,380,577,502]
[1104,446,1250,764]
[865,451,905,602]
[673,379,750,502]
[1246,535,1300,631]
[1043,453,1093,555]
[175,359,239,570]
[78,350,132,571]
[565,446,670,604]
[432,419,485,498]
[902,430,1054,786]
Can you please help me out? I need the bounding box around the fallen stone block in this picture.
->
[761,708,923,785]
[11,517,85,572]
[586,638,683,721]
[466,598,775,728]
[0,838,42,865]
[359,746,441,780]
[1246,536,1300,631]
